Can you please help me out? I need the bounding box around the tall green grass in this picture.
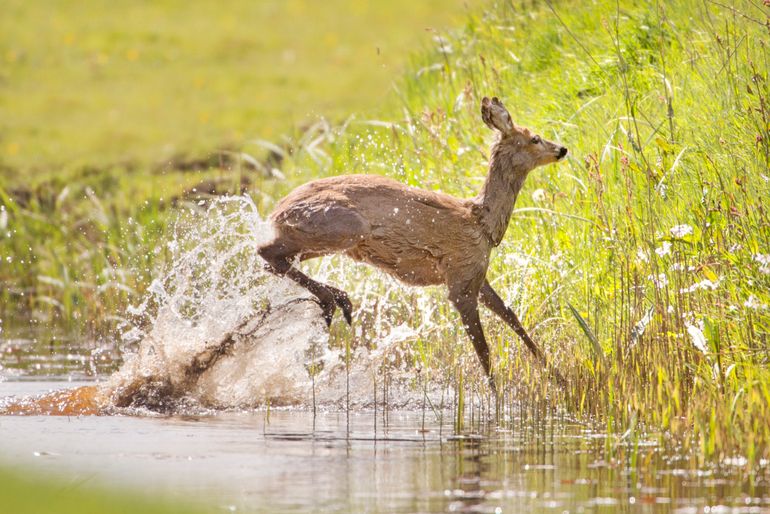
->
[271,0,770,464]
[2,0,769,466]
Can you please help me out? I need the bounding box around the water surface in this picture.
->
[1,381,767,513]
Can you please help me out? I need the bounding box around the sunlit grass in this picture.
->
[271,0,770,465]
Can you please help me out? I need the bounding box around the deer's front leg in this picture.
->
[479,279,566,386]
[479,279,545,364]
[449,283,496,393]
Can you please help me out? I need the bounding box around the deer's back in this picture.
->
[270,174,490,286]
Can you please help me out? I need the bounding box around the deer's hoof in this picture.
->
[487,375,498,396]
[315,287,353,328]
[316,298,336,327]
[335,294,353,326]
[328,288,353,326]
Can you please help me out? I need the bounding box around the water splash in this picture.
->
[101,195,438,413]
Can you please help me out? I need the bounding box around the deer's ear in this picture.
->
[481,97,496,130]
[480,96,515,134]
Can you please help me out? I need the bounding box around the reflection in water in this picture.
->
[0,382,767,513]
[0,327,121,379]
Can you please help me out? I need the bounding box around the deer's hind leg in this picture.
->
[258,240,352,326]
[258,209,369,326]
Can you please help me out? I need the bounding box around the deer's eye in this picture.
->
[531,136,542,145]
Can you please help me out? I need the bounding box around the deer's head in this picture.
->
[481,96,567,169]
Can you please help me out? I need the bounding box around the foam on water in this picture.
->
[102,195,434,413]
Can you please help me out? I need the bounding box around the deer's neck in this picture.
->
[473,142,529,247]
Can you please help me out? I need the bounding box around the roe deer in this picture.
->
[259,97,568,390]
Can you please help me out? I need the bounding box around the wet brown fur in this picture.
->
[259,97,568,390]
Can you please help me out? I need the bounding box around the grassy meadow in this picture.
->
[0,0,471,171]
[2,0,770,470]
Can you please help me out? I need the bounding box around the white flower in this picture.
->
[433,36,453,54]
[531,188,546,202]
[744,295,768,310]
[637,249,649,263]
[680,279,720,294]
[670,224,693,238]
[754,254,770,275]
[655,241,672,257]
[670,262,695,272]
[685,323,708,355]
[648,273,668,289]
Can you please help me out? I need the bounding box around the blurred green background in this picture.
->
[1,0,470,173]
